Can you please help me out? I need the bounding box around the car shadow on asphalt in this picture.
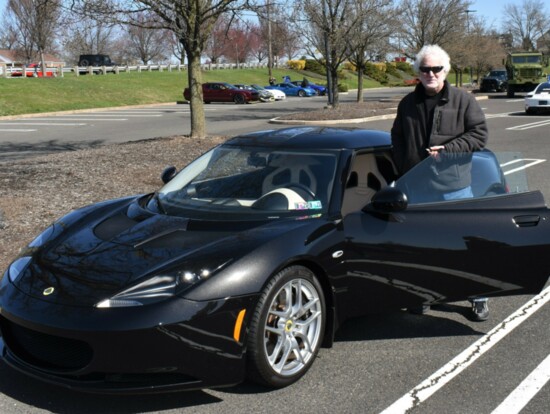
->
[0,357,223,413]
[334,303,484,342]
[0,304,485,411]
[0,140,106,163]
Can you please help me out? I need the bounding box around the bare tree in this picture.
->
[204,14,232,64]
[60,17,121,64]
[0,5,19,49]
[248,23,268,63]
[71,0,247,138]
[397,0,472,57]
[502,0,550,51]
[292,0,369,108]
[467,19,507,82]
[7,0,61,74]
[126,12,171,64]
[346,0,396,102]
[224,20,253,64]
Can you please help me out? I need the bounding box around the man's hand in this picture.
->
[427,145,445,159]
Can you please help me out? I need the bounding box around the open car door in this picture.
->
[340,151,550,314]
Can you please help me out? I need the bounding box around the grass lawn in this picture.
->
[0,68,364,117]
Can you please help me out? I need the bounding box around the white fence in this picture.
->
[0,62,269,78]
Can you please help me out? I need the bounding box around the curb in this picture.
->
[268,94,489,125]
[0,102,177,121]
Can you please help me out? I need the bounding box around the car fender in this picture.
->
[183,219,342,302]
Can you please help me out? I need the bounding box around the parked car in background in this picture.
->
[11,63,54,78]
[291,80,327,95]
[2,126,548,394]
[479,69,508,92]
[234,84,274,102]
[524,82,550,114]
[250,84,286,100]
[183,82,260,104]
[265,82,316,97]
[78,54,116,67]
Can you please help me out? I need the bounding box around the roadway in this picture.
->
[0,89,549,413]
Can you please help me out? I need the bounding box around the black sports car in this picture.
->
[1,127,549,393]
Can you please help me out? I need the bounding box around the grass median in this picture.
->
[0,68,372,117]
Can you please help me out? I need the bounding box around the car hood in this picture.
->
[14,196,310,307]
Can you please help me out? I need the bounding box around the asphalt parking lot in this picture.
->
[0,90,548,413]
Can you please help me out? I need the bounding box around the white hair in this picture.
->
[413,44,451,75]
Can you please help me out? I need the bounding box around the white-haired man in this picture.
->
[391,44,490,321]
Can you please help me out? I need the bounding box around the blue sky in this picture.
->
[469,0,527,30]
[0,0,533,33]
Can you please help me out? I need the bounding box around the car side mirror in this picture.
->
[161,166,177,184]
[366,187,408,212]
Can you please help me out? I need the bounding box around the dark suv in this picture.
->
[479,69,508,92]
[78,54,116,67]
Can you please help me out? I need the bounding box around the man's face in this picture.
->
[419,55,447,95]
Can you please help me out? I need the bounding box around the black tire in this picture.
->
[298,90,306,97]
[234,94,246,104]
[247,265,325,388]
[79,60,89,67]
[507,88,515,98]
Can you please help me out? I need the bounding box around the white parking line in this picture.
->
[490,353,550,414]
[0,129,37,132]
[485,112,516,118]
[507,119,550,130]
[500,159,546,175]
[15,118,128,122]
[380,285,550,414]
[0,122,86,126]
[49,114,163,117]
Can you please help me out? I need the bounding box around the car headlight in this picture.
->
[95,259,232,308]
[6,256,32,283]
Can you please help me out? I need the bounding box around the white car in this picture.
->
[525,82,550,114]
[251,84,286,100]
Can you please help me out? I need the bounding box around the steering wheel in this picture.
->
[285,183,315,200]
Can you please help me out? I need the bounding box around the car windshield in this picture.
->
[153,144,338,220]
[393,151,531,205]
[488,71,506,78]
[535,83,550,93]
[512,55,541,64]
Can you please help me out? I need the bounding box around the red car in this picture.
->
[11,63,54,78]
[183,82,259,104]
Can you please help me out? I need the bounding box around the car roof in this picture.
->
[223,126,391,150]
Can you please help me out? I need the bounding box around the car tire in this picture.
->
[234,94,246,104]
[298,90,306,97]
[525,108,535,115]
[246,265,325,388]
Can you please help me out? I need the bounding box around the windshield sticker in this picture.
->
[294,200,322,210]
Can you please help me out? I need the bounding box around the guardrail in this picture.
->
[0,62,269,78]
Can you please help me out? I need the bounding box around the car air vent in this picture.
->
[94,214,138,240]
[135,230,229,249]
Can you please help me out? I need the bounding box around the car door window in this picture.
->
[393,151,529,205]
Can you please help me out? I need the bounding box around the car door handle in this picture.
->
[513,215,540,227]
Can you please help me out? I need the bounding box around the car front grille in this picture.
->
[2,320,93,372]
